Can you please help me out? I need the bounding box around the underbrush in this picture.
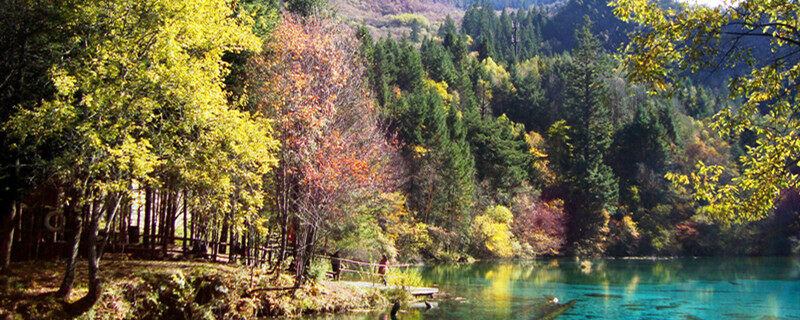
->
[0,260,393,319]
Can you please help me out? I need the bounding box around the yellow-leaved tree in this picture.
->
[4,0,277,312]
[472,205,518,258]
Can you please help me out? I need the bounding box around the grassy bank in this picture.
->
[0,259,396,319]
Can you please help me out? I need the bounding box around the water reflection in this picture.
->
[306,257,800,320]
[482,264,513,318]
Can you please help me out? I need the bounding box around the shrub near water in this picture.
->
[386,268,426,288]
[472,205,519,258]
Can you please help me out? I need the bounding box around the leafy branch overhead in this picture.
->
[612,0,800,222]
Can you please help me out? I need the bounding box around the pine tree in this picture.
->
[560,16,618,256]
[477,34,496,61]
[439,107,477,232]
[396,39,424,91]
[421,40,457,85]
[465,111,532,204]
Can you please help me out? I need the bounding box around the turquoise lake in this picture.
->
[307,257,800,320]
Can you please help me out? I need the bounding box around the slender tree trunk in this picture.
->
[169,191,176,250]
[143,187,151,247]
[229,228,236,264]
[190,196,196,250]
[26,205,35,260]
[212,221,220,262]
[158,189,165,255]
[120,199,128,246]
[152,190,159,250]
[244,232,250,266]
[57,199,85,299]
[297,225,316,285]
[1,159,21,273]
[68,198,102,315]
[0,200,18,273]
[272,158,289,276]
[182,189,187,251]
[160,189,170,257]
[293,226,305,285]
[271,211,288,276]
[219,213,229,260]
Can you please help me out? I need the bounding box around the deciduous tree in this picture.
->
[613,0,800,222]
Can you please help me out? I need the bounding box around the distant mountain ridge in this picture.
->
[330,0,622,48]
[541,0,632,53]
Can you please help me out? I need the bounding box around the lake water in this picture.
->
[307,257,800,320]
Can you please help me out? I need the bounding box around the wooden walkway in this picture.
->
[340,281,439,297]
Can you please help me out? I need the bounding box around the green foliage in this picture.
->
[384,84,475,235]
[397,40,426,91]
[421,39,458,84]
[543,18,619,256]
[462,4,545,63]
[354,0,800,259]
[465,112,531,204]
[542,0,632,53]
[285,0,326,16]
[307,259,332,283]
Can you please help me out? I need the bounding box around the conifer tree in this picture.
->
[560,16,618,255]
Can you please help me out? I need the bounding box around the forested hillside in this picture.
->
[347,0,799,259]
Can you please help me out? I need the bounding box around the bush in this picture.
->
[386,268,426,288]
[472,205,518,258]
[511,195,568,256]
[606,215,641,256]
[388,13,430,27]
[307,259,332,283]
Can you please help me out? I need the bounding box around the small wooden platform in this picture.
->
[340,281,439,297]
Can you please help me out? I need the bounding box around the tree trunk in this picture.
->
[0,200,18,273]
[67,200,102,315]
[230,228,237,264]
[219,213,229,260]
[182,189,187,252]
[299,225,316,285]
[160,189,170,257]
[293,226,305,285]
[57,200,85,299]
[143,187,151,247]
[271,212,288,277]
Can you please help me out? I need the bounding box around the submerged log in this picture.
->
[517,297,577,320]
[536,300,576,320]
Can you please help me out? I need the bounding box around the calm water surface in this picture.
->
[307,257,800,320]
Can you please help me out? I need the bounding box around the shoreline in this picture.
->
[0,259,406,319]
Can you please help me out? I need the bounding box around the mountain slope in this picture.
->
[330,0,465,38]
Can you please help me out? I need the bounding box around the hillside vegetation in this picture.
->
[331,0,465,38]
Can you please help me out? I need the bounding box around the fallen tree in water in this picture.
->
[514,295,577,320]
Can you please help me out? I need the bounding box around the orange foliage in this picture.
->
[248,15,401,226]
